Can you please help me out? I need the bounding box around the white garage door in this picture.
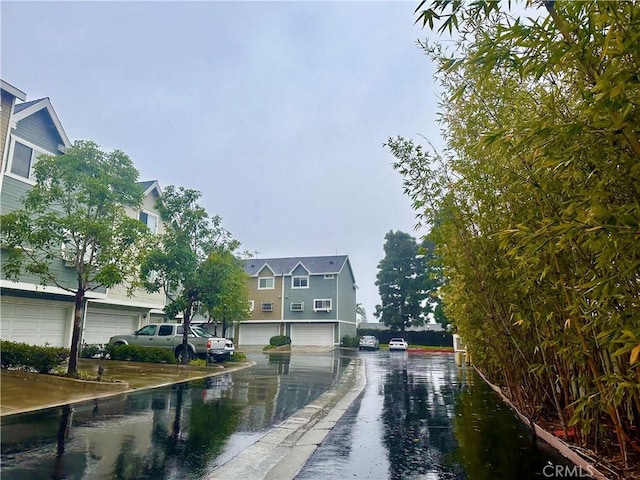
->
[291,324,334,346]
[83,307,140,345]
[1,296,71,347]
[239,323,280,346]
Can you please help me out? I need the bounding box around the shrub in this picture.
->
[228,352,247,361]
[80,344,104,359]
[269,335,291,347]
[189,358,208,367]
[0,340,25,369]
[0,340,69,373]
[340,335,359,348]
[105,344,177,364]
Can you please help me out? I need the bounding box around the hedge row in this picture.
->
[0,340,69,374]
[356,329,453,347]
[104,343,177,363]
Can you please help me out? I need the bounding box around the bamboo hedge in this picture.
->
[389,0,640,467]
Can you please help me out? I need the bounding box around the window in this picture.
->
[313,299,332,312]
[261,302,273,312]
[290,301,304,312]
[258,277,274,289]
[139,211,158,234]
[137,325,157,336]
[10,142,34,178]
[158,325,173,336]
[292,276,309,288]
[248,300,254,312]
[146,270,159,283]
[324,274,335,279]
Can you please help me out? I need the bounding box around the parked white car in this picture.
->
[388,338,408,351]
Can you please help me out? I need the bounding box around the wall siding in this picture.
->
[337,264,357,323]
[248,275,282,320]
[13,109,63,153]
[1,92,13,163]
[283,274,337,320]
[112,189,166,307]
[1,248,79,291]
[0,175,31,214]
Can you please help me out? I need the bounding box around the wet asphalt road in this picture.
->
[1,350,351,480]
[1,349,583,480]
[296,350,580,480]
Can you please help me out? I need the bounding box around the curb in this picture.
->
[205,357,367,480]
[473,366,611,480]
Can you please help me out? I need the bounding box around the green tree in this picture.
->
[141,186,239,363]
[375,231,435,331]
[198,250,250,338]
[1,141,148,376]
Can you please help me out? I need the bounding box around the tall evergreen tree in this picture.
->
[375,231,444,331]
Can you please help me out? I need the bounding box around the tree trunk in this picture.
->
[67,292,85,377]
[181,300,193,365]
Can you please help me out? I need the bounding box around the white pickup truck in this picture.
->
[107,323,234,362]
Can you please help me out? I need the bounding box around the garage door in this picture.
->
[290,324,334,346]
[83,307,140,345]
[239,323,280,346]
[0,296,71,347]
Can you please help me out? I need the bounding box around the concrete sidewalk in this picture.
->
[0,358,253,416]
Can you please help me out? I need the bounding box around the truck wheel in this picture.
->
[176,347,195,363]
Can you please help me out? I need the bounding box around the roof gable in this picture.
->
[243,255,350,276]
[290,262,311,275]
[1,80,26,101]
[139,180,162,197]
[257,264,275,276]
[13,97,71,148]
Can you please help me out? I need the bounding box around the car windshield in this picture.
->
[390,338,404,342]
[362,336,375,340]
[190,326,210,338]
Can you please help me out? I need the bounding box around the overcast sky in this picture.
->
[2,1,441,321]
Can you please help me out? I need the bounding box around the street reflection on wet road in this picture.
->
[0,351,349,480]
[296,351,582,480]
[2,350,586,480]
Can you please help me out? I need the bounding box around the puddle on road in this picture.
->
[0,351,347,480]
[296,353,586,480]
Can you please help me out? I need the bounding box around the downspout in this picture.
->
[335,273,339,345]
[281,270,286,335]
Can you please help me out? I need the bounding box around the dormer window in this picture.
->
[292,275,309,289]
